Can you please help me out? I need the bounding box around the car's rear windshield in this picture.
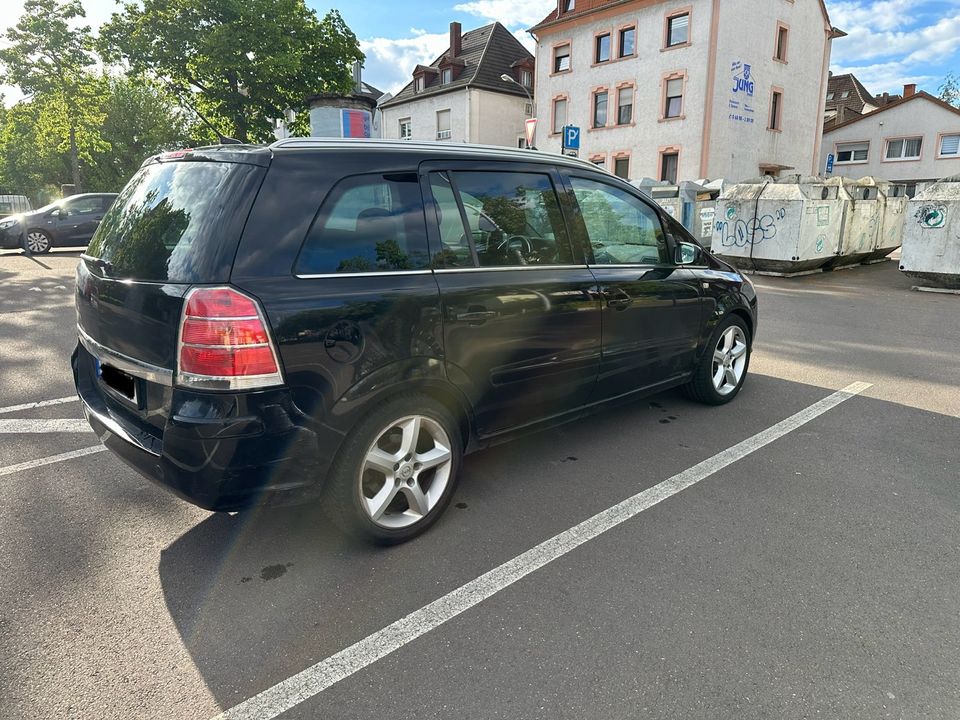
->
[86,160,260,282]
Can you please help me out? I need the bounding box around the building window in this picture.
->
[775,24,788,62]
[886,137,922,160]
[591,155,606,167]
[769,90,783,130]
[664,76,683,118]
[524,102,533,117]
[399,118,412,140]
[666,12,689,47]
[521,69,532,87]
[660,151,679,184]
[562,0,575,11]
[836,142,868,163]
[437,109,451,140]
[841,90,850,98]
[614,156,630,179]
[619,27,636,57]
[595,33,611,63]
[552,98,567,133]
[554,44,571,73]
[415,76,425,93]
[518,137,526,148]
[617,86,633,125]
[441,68,452,85]
[826,92,835,100]
[593,90,608,128]
[939,134,960,157]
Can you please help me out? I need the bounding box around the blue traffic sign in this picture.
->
[562,125,581,150]
[826,153,835,174]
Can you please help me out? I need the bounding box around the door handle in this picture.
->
[456,310,497,324]
[603,287,632,310]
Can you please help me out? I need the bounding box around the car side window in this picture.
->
[296,173,430,275]
[65,197,103,216]
[569,177,669,265]
[428,170,573,268]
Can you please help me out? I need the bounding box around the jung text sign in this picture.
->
[728,60,755,125]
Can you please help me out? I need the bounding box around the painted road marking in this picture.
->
[0,445,106,477]
[0,396,78,415]
[211,381,873,720]
[0,418,91,434]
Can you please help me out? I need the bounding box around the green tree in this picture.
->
[0,100,71,201]
[939,72,960,108]
[99,0,364,142]
[0,0,103,191]
[85,77,192,191]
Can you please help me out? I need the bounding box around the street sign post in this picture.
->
[826,153,835,175]
[562,125,580,151]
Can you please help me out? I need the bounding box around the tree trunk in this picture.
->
[69,123,82,193]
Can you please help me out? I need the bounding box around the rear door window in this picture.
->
[86,160,261,282]
[295,173,430,275]
[428,170,573,268]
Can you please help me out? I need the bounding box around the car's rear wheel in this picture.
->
[324,394,463,544]
[682,315,751,405]
[25,230,52,254]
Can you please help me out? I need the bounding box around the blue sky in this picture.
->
[2,0,960,103]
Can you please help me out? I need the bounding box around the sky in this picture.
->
[2,0,960,104]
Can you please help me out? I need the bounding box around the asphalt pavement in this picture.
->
[1,249,958,720]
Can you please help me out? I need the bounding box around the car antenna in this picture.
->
[164,81,243,145]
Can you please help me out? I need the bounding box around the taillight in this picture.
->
[177,287,284,390]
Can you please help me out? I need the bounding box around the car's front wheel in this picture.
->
[683,315,751,405]
[25,230,52,254]
[324,394,463,544]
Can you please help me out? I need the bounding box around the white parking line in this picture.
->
[212,380,873,720]
[0,419,92,434]
[0,445,106,477]
[0,396,78,415]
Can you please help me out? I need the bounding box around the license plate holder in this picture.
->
[98,361,139,405]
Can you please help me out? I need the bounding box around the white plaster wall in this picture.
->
[381,90,470,143]
[821,98,960,185]
[472,89,529,147]
[533,0,830,183]
[706,0,829,181]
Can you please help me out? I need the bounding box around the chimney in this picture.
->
[352,61,362,93]
[450,22,462,58]
[903,83,916,97]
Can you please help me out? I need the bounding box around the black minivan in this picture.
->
[73,139,757,543]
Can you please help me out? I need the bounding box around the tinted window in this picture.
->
[87,161,259,282]
[297,173,430,275]
[65,196,103,215]
[570,177,667,265]
[429,170,572,268]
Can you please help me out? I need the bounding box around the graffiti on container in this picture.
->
[915,203,946,229]
[716,207,786,247]
[816,235,826,253]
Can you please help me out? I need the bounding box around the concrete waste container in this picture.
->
[900,174,960,289]
[824,177,881,268]
[866,180,907,263]
[712,176,844,274]
[635,178,719,248]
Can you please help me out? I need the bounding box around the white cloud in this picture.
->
[359,32,449,96]
[453,0,555,29]
[832,61,936,95]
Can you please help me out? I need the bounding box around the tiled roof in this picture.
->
[825,73,875,115]
[380,22,534,109]
[823,91,960,134]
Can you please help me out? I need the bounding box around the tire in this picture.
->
[323,394,463,544]
[25,229,52,254]
[682,315,751,405]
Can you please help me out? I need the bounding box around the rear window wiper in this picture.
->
[81,254,113,274]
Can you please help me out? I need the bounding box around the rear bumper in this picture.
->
[73,342,330,511]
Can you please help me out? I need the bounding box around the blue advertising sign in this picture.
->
[562,125,580,150]
[826,153,835,174]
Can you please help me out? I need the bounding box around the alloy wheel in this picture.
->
[358,414,453,529]
[711,325,748,396]
[26,231,50,254]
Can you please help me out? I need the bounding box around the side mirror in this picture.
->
[49,208,61,218]
[676,241,701,265]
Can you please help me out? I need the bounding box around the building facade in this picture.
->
[821,90,960,196]
[380,22,535,148]
[530,0,840,183]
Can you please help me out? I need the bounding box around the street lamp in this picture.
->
[500,73,535,149]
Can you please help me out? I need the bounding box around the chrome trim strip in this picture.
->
[434,265,589,274]
[586,264,658,269]
[181,342,271,349]
[295,270,433,279]
[77,326,173,386]
[81,400,161,457]
[185,314,260,321]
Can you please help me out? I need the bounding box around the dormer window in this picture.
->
[561,0,574,12]
[441,68,452,85]
[521,69,532,87]
[415,76,425,93]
